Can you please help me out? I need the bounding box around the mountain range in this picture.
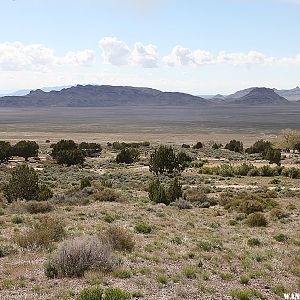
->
[0,85,299,107]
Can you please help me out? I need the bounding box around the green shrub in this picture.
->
[0,244,16,257]
[103,287,132,300]
[220,272,233,281]
[51,140,85,166]
[183,266,197,279]
[79,142,102,157]
[0,141,12,163]
[166,177,182,202]
[4,165,39,202]
[44,259,58,279]
[270,285,288,297]
[77,286,103,300]
[13,140,39,161]
[193,142,203,149]
[230,289,252,300]
[148,179,169,205]
[273,233,289,243]
[225,140,243,153]
[135,223,152,234]
[259,165,276,177]
[240,275,250,285]
[11,214,24,224]
[38,185,53,201]
[247,238,261,247]
[157,274,168,285]
[246,140,272,154]
[46,236,112,278]
[149,145,191,175]
[246,212,268,227]
[112,268,132,279]
[80,177,91,189]
[116,148,139,164]
[263,149,281,166]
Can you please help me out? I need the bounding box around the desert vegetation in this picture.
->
[0,133,299,299]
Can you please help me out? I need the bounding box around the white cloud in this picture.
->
[99,37,159,68]
[217,50,267,65]
[131,42,158,68]
[163,46,300,67]
[63,49,95,66]
[0,42,95,71]
[0,42,55,71]
[98,37,131,66]
[163,45,213,67]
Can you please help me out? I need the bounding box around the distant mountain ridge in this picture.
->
[0,86,71,97]
[226,86,300,102]
[0,84,298,107]
[231,88,289,105]
[0,85,208,107]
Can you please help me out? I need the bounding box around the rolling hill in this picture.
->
[0,85,209,107]
[231,87,289,105]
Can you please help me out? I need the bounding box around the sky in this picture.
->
[0,0,300,94]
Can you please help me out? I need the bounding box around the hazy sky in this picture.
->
[0,0,300,94]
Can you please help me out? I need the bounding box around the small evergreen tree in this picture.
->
[55,149,85,166]
[51,140,85,166]
[13,140,39,161]
[149,146,191,175]
[116,148,139,164]
[39,184,54,201]
[167,177,182,202]
[176,151,192,172]
[212,143,222,150]
[193,142,203,149]
[148,178,169,205]
[0,141,12,163]
[225,140,243,153]
[245,140,272,154]
[80,177,91,189]
[79,142,102,157]
[4,165,40,202]
[264,149,281,166]
[294,142,300,152]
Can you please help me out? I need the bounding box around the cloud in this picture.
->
[0,42,55,71]
[217,50,267,65]
[0,42,95,71]
[131,42,159,68]
[163,46,300,67]
[98,37,131,66]
[99,37,159,68]
[163,45,213,67]
[63,49,95,66]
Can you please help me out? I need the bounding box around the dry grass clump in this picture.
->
[24,201,53,214]
[220,190,277,214]
[184,186,216,207]
[8,200,53,214]
[13,216,65,249]
[93,188,123,202]
[102,226,135,252]
[246,212,268,227]
[45,235,112,278]
[270,208,289,220]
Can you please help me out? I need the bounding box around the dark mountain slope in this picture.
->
[0,85,209,107]
[231,88,289,105]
